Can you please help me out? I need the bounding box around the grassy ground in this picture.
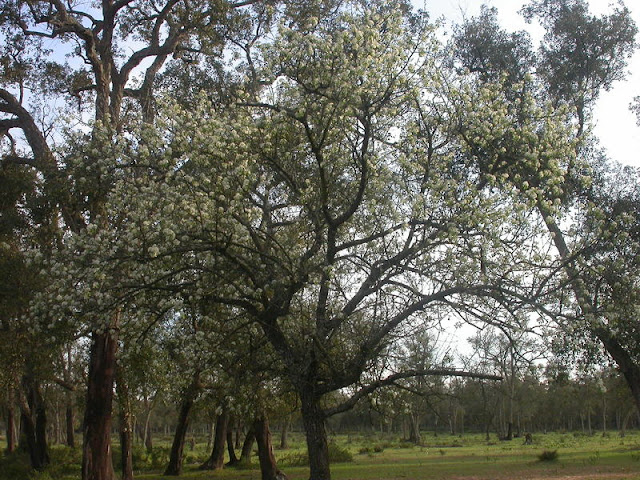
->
[3,431,640,479]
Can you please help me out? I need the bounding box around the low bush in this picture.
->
[537,450,559,462]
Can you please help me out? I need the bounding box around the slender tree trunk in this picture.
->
[6,395,17,453]
[165,373,200,476]
[240,426,256,465]
[253,415,287,480]
[144,415,153,453]
[82,329,118,480]
[235,422,242,450]
[117,376,134,480]
[300,392,331,480]
[602,394,607,436]
[66,404,75,448]
[142,396,154,453]
[206,420,214,450]
[199,408,229,470]
[226,428,239,466]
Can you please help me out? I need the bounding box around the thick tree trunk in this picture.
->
[240,426,256,465]
[165,374,200,476]
[199,408,229,470]
[301,393,331,480]
[82,329,118,480]
[254,415,287,480]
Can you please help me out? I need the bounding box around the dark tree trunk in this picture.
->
[280,415,291,450]
[240,426,256,464]
[301,393,331,480]
[254,415,287,480]
[165,374,200,476]
[199,408,229,470]
[226,427,239,466]
[19,376,49,470]
[82,329,117,480]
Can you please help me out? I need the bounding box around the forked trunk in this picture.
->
[199,408,229,470]
[253,415,287,480]
[82,329,118,480]
[301,392,331,480]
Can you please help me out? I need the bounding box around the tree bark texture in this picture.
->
[240,426,256,464]
[199,408,229,470]
[82,330,117,480]
[301,393,331,480]
[253,415,287,480]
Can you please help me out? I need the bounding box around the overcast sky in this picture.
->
[414,0,640,167]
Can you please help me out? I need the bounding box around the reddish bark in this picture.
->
[81,329,117,480]
[253,415,287,480]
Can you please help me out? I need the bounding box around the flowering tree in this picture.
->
[78,3,570,479]
[453,0,640,412]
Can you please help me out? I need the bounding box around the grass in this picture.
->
[3,431,640,480]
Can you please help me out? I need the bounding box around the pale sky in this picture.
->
[415,0,640,167]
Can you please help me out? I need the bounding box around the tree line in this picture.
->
[1,1,639,480]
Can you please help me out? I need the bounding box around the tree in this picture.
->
[453,0,640,413]
[99,3,569,478]
[0,2,291,478]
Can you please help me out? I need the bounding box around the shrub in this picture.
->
[538,450,559,462]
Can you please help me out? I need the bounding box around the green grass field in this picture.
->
[3,431,640,480]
